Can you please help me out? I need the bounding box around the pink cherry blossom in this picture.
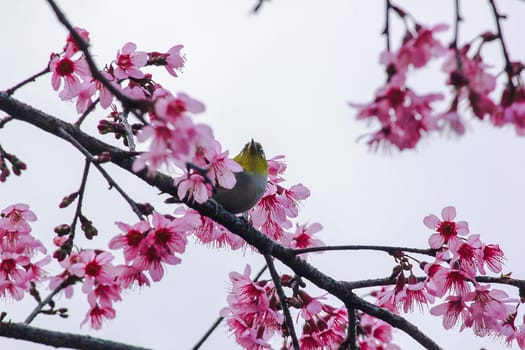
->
[466,285,517,336]
[396,281,435,313]
[278,183,310,218]
[155,92,205,121]
[63,27,90,57]
[114,42,148,80]
[0,203,37,234]
[94,70,120,109]
[68,250,116,291]
[397,24,449,69]
[165,44,185,77]
[147,212,189,255]
[81,303,116,330]
[352,83,444,151]
[175,172,212,204]
[431,268,473,297]
[448,234,482,276]
[109,220,150,262]
[203,142,242,189]
[49,54,91,99]
[280,222,324,250]
[191,213,245,250]
[75,81,97,114]
[423,206,469,249]
[430,294,471,330]
[358,313,399,350]
[147,45,185,77]
[114,265,151,288]
[478,243,505,274]
[267,155,287,183]
[222,266,283,348]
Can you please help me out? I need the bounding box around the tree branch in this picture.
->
[264,254,299,350]
[0,322,151,350]
[5,66,50,96]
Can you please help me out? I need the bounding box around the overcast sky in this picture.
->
[1,0,525,349]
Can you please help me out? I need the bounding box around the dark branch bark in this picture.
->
[0,322,151,350]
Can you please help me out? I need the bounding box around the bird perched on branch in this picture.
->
[212,139,268,214]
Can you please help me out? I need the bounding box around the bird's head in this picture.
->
[233,139,268,175]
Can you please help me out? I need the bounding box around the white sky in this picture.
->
[1,0,525,349]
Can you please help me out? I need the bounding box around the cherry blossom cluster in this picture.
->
[51,249,120,329]
[221,265,348,350]
[371,206,525,348]
[51,29,243,205]
[45,27,329,332]
[0,204,49,300]
[352,3,525,150]
[187,154,323,251]
[48,211,200,329]
[49,27,185,114]
[109,211,198,284]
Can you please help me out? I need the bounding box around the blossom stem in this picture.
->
[263,254,300,350]
[57,126,144,220]
[293,244,436,257]
[24,276,77,324]
[67,158,91,248]
[5,66,50,96]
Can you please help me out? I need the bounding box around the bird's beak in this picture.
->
[249,139,256,151]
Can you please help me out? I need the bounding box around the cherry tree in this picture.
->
[1,0,525,349]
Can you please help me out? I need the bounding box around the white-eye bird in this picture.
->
[212,139,268,214]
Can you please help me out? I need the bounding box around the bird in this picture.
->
[212,139,268,214]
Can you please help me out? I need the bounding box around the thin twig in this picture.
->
[487,0,516,95]
[192,265,268,350]
[453,0,464,72]
[5,66,50,96]
[382,0,392,51]
[69,158,91,243]
[24,276,77,324]
[0,116,14,129]
[57,126,144,220]
[118,111,136,151]
[252,0,269,13]
[293,244,436,257]
[264,254,300,350]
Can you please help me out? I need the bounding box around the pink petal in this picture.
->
[441,206,456,221]
[423,214,439,229]
[456,221,469,235]
[428,233,444,249]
